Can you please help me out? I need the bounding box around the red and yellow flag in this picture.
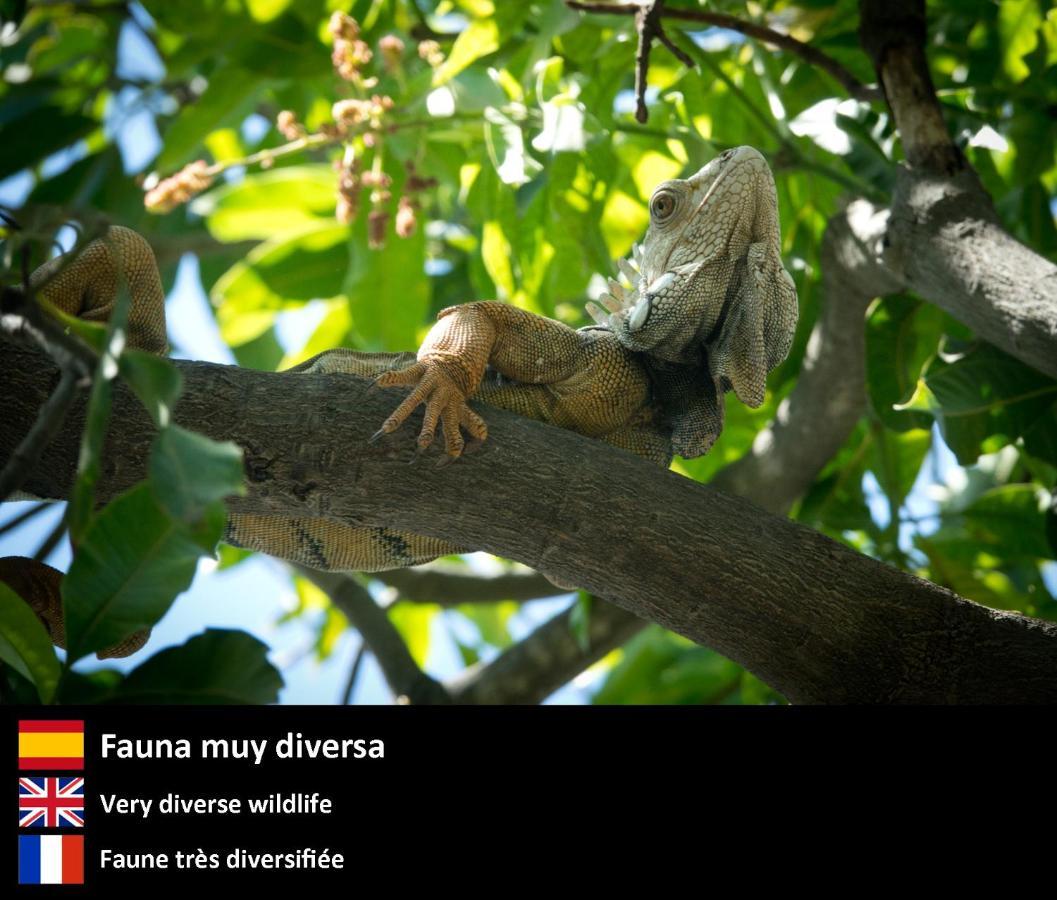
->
[18,721,84,770]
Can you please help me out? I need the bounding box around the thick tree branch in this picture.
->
[844,173,1057,380]
[566,1,880,102]
[6,336,1056,703]
[854,0,1057,378]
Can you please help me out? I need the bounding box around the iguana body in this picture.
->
[11,146,797,653]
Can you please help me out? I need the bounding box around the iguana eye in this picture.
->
[650,190,677,223]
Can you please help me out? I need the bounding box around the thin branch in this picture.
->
[0,244,99,501]
[295,565,451,704]
[33,511,67,563]
[0,501,52,538]
[566,0,881,103]
[341,642,368,704]
[630,1,695,123]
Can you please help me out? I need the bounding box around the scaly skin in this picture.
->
[5,146,797,655]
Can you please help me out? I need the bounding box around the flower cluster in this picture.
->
[144,160,214,214]
[378,34,404,71]
[417,39,444,68]
[331,95,394,131]
[329,12,376,87]
[276,110,305,141]
[142,12,440,240]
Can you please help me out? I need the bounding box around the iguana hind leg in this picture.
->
[31,225,168,355]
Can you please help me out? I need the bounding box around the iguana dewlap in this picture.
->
[10,146,797,654]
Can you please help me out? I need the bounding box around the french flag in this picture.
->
[18,835,84,885]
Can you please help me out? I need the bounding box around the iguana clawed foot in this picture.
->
[372,358,488,458]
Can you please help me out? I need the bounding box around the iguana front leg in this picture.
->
[372,301,587,457]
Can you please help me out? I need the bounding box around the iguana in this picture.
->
[5,145,797,656]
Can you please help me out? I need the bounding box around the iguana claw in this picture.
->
[372,358,488,458]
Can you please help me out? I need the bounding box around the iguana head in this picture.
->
[587,145,799,457]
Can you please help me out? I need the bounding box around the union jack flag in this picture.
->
[18,777,85,828]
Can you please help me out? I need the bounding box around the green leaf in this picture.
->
[345,221,429,350]
[0,0,28,27]
[54,668,125,705]
[434,18,501,86]
[150,425,245,521]
[0,107,95,181]
[908,344,1057,463]
[62,483,224,661]
[0,582,61,703]
[314,605,348,661]
[569,591,592,653]
[193,165,338,241]
[387,604,436,669]
[112,629,283,703]
[796,424,876,535]
[455,601,517,649]
[483,106,542,186]
[120,350,183,428]
[865,296,944,432]
[961,484,1052,560]
[213,223,351,346]
[869,427,931,516]
[593,627,744,705]
[155,65,266,173]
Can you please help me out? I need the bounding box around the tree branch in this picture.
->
[858,0,961,174]
[630,1,695,123]
[839,172,1057,381]
[6,336,1056,703]
[295,566,451,704]
[375,565,562,605]
[566,1,880,102]
[447,600,643,704]
[853,0,1057,379]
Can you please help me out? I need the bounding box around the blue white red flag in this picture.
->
[18,834,84,884]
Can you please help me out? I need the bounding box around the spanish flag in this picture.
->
[18,721,84,770]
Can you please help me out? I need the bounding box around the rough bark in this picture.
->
[5,335,1056,704]
[883,169,1057,379]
